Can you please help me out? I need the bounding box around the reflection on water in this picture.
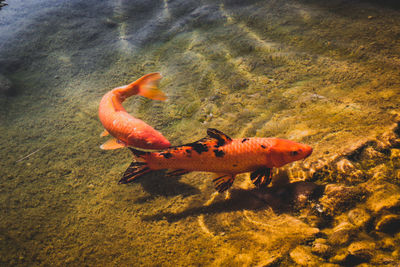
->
[1,0,400,265]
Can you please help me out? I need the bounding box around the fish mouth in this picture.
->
[304,147,313,159]
[300,147,313,160]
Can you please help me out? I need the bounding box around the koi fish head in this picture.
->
[268,139,313,168]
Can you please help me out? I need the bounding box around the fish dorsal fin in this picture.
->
[207,128,232,147]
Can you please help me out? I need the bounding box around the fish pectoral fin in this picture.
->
[212,173,235,193]
[100,138,127,150]
[137,72,167,101]
[207,128,232,146]
[100,129,110,137]
[250,167,272,188]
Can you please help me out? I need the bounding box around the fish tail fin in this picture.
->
[118,147,153,184]
[119,162,151,184]
[129,72,166,101]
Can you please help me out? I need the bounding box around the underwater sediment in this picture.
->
[0,0,400,265]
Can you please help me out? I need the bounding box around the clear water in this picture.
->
[1,0,400,265]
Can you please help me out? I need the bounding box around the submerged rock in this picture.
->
[390,148,400,159]
[291,181,321,209]
[319,184,366,216]
[379,237,396,251]
[347,207,371,228]
[365,182,400,213]
[327,222,356,246]
[311,238,332,257]
[329,248,349,264]
[347,240,375,262]
[375,214,400,234]
[289,245,323,266]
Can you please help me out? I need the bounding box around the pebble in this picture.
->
[379,237,396,251]
[391,148,400,159]
[347,241,375,262]
[329,248,349,264]
[347,208,371,228]
[311,238,332,257]
[335,158,355,173]
[328,222,355,246]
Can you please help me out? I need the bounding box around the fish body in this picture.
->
[120,128,313,192]
[98,73,171,150]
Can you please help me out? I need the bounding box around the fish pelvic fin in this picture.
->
[212,173,235,193]
[100,138,126,150]
[250,167,272,188]
[100,129,110,137]
[135,72,167,101]
[119,162,151,184]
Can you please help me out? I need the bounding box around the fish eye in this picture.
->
[290,150,299,156]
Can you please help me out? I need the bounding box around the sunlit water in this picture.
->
[1,0,400,265]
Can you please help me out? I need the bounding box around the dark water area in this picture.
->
[1,0,400,266]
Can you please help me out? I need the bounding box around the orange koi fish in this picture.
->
[98,73,171,150]
[119,128,313,192]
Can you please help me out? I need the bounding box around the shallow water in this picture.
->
[1,0,400,266]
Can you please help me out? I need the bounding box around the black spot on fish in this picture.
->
[241,138,249,143]
[233,164,238,167]
[207,128,232,147]
[212,139,224,148]
[261,145,266,149]
[213,149,225,157]
[160,152,172,159]
[216,139,225,147]
[189,142,209,154]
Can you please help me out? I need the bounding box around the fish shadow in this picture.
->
[142,181,325,222]
[129,170,201,203]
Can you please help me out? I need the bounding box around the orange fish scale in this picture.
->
[146,138,276,174]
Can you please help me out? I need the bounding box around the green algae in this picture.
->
[1,0,400,266]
